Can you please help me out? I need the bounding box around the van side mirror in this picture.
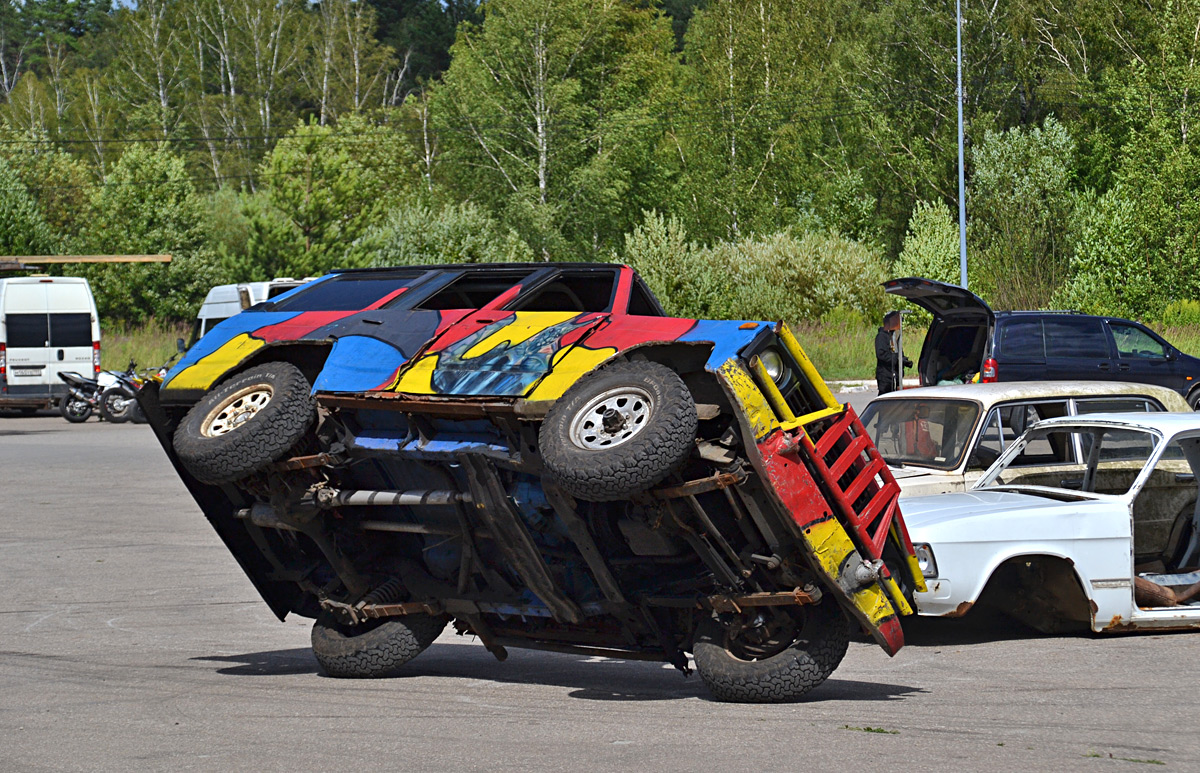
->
[176,337,186,353]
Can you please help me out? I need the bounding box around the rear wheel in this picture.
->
[59,397,92,423]
[173,362,315,484]
[692,600,850,703]
[311,613,447,678]
[99,386,136,423]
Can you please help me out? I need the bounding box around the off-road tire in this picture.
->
[540,361,697,501]
[692,600,850,703]
[60,397,92,423]
[173,362,315,484]
[311,613,447,678]
[99,386,136,423]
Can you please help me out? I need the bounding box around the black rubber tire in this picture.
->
[99,386,136,424]
[539,360,697,501]
[692,599,851,703]
[1188,389,1200,411]
[60,397,92,423]
[311,613,447,678]
[173,362,315,484]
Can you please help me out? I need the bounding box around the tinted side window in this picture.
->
[1075,397,1161,414]
[627,280,665,316]
[415,270,535,310]
[509,271,616,313]
[1110,323,1168,360]
[998,319,1044,359]
[272,273,422,311]
[49,313,92,347]
[5,314,48,347]
[1044,317,1109,358]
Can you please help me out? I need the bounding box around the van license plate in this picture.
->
[12,368,42,377]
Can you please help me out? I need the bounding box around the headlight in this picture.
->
[913,543,938,578]
[759,347,785,382]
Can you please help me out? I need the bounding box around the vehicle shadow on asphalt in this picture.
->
[900,611,1092,646]
[193,644,924,704]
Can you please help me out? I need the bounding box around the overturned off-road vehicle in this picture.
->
[144,263,926,702]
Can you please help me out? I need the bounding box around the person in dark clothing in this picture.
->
[875,311,912,395]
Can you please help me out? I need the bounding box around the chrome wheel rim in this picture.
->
[568,386,653,450]
[202,385,273,437]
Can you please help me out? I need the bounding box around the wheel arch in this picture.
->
[972,552,1094,633]
[220,341,333,391]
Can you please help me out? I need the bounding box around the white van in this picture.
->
[190,278,312,345]
[0,276,100,409]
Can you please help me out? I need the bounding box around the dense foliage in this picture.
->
[1,0,1196,324]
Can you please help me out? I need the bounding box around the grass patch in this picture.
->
[841,724,899,735]
[100,318,189,372]
[793,321,926,382]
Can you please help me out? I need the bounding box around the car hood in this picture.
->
[900,489,1069,530]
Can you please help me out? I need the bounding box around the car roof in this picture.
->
[332,262,626,275]
[868,381,1190,411]
[1033,411,1200,435]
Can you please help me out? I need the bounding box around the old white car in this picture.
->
[903,412,1200,633]
[860,382,1190,498]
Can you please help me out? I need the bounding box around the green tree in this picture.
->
[968,117,1075,309]
[74,144,217,321]
[364,200,533,266]
[432,0,678,258]
[894,200,962,285]
[0,154,58,254]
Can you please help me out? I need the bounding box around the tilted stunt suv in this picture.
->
[142,263,925,702]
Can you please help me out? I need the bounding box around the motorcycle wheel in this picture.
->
[60,397,93,423]
[99,386,136,424]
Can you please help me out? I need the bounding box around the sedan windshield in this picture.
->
[977,425,1160,496]
[860,398,980,471]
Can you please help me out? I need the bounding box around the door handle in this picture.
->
[57,349,64,361]
[1098,362,1111,370]
[1117,363,1130,371]
[1059,478,1084,490]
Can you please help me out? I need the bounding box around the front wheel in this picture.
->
[59,396,92,423]
[692,599,850,703]
[539,360,698,501]
[99,386,136,423]
[311,613,447,678]
[1188,389,1200,411]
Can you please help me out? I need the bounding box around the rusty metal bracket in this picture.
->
[358,600,445,620]
[706,586,820,614]
[648,470,747,501]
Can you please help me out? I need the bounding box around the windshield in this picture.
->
[977,425,1161,496]
[860,398,980,470]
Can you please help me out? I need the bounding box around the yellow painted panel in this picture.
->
[164,333,265,391]
[778,322,840,410]
[392,354,438,394]
[718,360,780,440]
[461,312,580,360]
[526,345,617,401]
[803,516,896,626]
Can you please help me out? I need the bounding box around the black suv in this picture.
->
[885,277,1200,408]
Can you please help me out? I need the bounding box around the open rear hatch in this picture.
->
[884,277,995,385]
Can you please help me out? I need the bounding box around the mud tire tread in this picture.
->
[539,361,697,502]
[173,362,315,484]
[311,614,447,678]
[692,601,850,703]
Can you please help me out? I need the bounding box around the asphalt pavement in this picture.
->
[3,400,1198,772]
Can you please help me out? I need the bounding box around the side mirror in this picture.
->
[1167,348,1179,361]
[176,337,186,353]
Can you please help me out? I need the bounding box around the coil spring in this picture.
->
[360,577,404,607]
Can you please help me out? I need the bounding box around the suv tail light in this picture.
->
[0,342,6,380]
[92,341,101,376]
[982,357,998,383]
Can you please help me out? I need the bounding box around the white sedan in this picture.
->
[860,381,1190,498]
[903,412,1200,633]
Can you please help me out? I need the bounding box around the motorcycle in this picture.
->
[98,360,146,424]
[57,370,109,423]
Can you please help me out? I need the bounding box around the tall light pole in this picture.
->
[956,0,968,289]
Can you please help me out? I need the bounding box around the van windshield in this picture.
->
[860,398,981,471]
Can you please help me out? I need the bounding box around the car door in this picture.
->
[968,400,1072,488]
[1106,321,1181,390]
[2,282,52,397]
[992,317,1046,382]
[1041,316,1114,381]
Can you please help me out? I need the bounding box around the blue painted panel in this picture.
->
[312,335,408,393]
[677,319,772,370]
[163,311,300,386]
